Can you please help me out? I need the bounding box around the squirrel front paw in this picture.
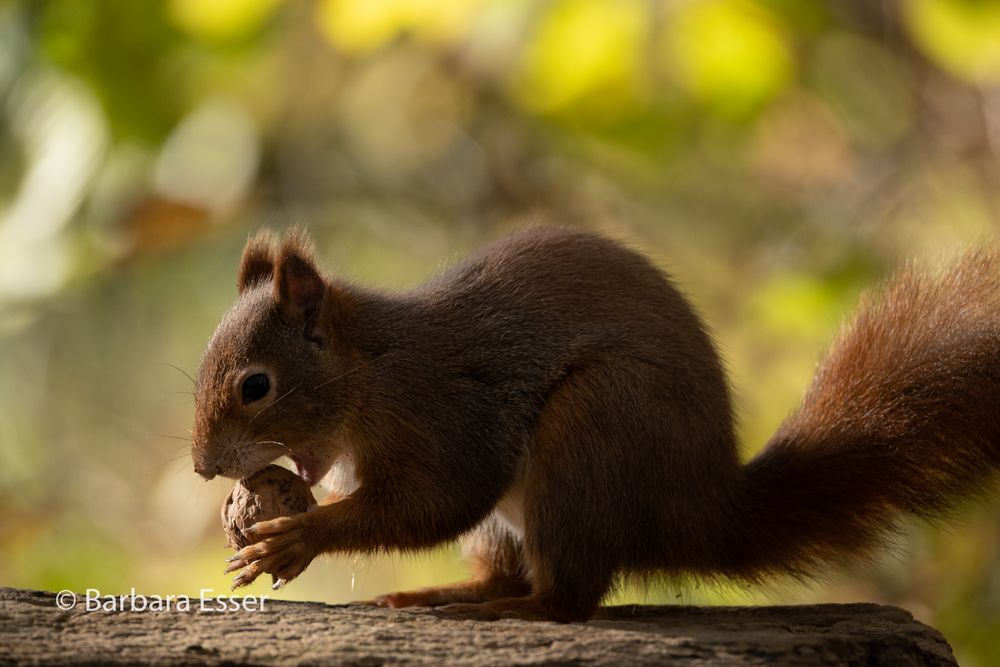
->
[225,514,318,590]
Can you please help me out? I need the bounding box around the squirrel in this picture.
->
[193,226,1000,622]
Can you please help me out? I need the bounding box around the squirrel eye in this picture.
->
[241,373,270,404]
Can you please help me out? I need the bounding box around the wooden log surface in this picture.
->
[0,588,957,666]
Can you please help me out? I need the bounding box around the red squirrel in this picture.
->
[192,226,1000,622]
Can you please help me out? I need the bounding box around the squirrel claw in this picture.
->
[221,516,314,590]
[231,562,261,589]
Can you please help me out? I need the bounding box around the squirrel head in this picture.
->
[191,228,354,485]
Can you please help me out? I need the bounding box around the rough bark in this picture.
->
[0,588,956,666]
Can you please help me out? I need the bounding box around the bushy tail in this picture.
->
[727,249,1000,580]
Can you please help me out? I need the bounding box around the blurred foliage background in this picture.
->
[1,0,1000,662]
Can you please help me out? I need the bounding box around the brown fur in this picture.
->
[727,252,1000,580]
[194,228,1000,621]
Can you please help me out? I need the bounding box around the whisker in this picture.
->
[311,374,341,392]
[157,362,197,387]
[310,356,378,392]
[194,438,293,479]
[254,440,292,452]
[234,444,294,476]
[171,463,193,481]
[154,434,194,442]
[248,382,302,425]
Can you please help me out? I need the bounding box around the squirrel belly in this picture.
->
[196,227,1000,621]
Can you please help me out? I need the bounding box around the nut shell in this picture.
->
[222,465,317,549]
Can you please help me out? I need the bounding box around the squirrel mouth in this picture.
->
[289,455,323,487]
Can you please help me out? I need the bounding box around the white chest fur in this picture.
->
[321,454,360,498]
[494,481,526,537]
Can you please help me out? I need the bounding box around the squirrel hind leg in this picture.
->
[453,365,640,623]
[359,516,530,608]
[437,521,615,622]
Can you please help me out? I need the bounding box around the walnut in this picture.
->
[222,465,316,549]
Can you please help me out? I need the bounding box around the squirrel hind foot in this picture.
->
[360,576,532,609]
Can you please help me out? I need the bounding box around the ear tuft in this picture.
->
[238,229,278,293]
[274,226,326,319]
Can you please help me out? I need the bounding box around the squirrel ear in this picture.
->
[238,229,278,293]
[274,227,329,342]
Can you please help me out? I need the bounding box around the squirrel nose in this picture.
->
[193,462,218,480]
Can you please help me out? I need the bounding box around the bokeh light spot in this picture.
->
[661,0,793,118]
[168,0,281,41]
[904,0,1000,85]
[511,0,646,117]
